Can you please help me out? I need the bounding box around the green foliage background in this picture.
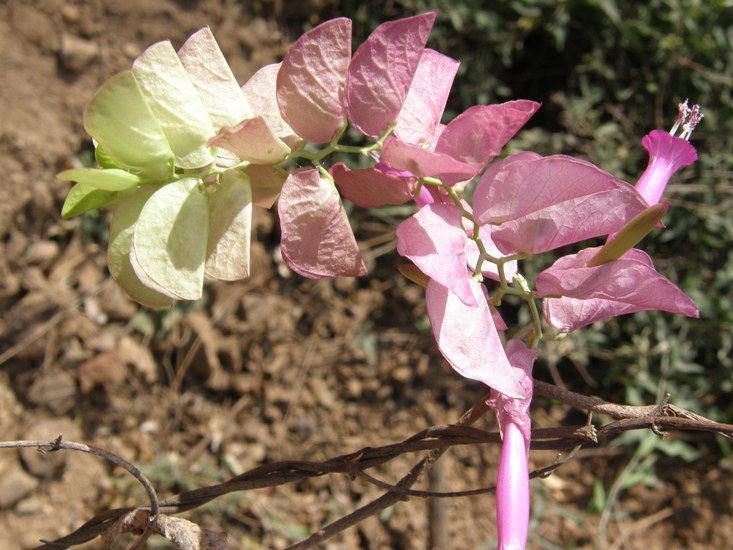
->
[307,1,733,421]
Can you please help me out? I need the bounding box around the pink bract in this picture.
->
[396,203,476,307]
[207,117,289,164]
[381,136,479,186]
[344,12,436,138]
[278,169,367,278]
[537,247,699,332]
[241,63,301,149]
[330,163,417,207]
[435,100,540,170]
[277,18,352,143]
[393,48,460,148]
[426,279,525,398]
[474,153,649,254]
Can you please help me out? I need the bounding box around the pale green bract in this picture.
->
[132,40,216,170]
[82,71,174,181]
[131,178,210,301]
[61,183,118,219]
[58,168,141,191]
[178,26,252,131]
[59,27,273,306]
[205,169,253,281]
[108,185,175,309]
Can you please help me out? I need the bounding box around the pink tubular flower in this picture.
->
[634,100,702,206]
[634,130,697,206]
[487,341,538,550]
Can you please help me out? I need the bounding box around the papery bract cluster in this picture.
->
[275,13,538,280]
[59,27,297,305]
[394,145,694,395]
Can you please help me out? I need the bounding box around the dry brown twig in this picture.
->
[1,381,732,550]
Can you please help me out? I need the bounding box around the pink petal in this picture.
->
[635,130,698,206]
[475,154,648,254]
[207,117,290,164]
[394,49,459,147]
[381,136,478,185]
[277,18,352,143]
[426,279,524,398]
[278,169,367,278]
[396,203,475,307]
[344,12,436,138]
[241,63,302,149]
[330,163,416,207]
[436,100,540,169]
[537,247,699,332]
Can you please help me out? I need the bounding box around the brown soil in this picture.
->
[1,1,731,549]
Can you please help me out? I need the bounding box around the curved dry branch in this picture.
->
[1,382,730,549]
[0,436,159,522]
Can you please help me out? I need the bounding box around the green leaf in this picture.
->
[205,169,252,281]
[588,479,607,514]
[132,40,215,169]
[84,70,174,181]
[131,177,210,300]
[95,146,119,169]
[107,185,174,308]
[58,168,141,191]
[61,183,118,218]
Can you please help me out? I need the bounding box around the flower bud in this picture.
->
[587,202,668,267]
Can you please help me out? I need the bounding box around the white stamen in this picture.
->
[669,99,691,137]
[679,103,704,140]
